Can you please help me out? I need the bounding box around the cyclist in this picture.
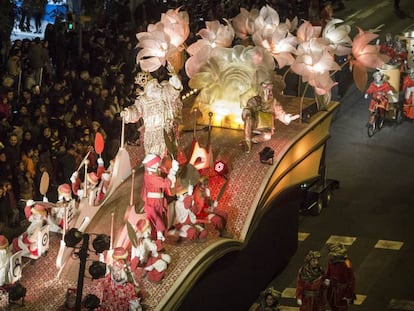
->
[364,71,394,124]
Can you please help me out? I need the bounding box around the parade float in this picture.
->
[6,4,395,311]
[58,4,392,310]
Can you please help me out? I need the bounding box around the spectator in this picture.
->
[16,161,35,202]
[0,149,14,184]
[1,180,20,227]
[21,145,36,180]
[3,133,21,171]
[27,38,50,86]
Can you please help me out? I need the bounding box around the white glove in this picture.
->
[77,189,84,198]
[70,171,78,183]
[283,113,300,125]
[297,299,302,306]
[364,93,369,99]
[208,201,218,212]
[205,188,210,197]
[170,159,179,174]
[167,174,176,186]
[43,196,49,202]
[187,184,194,196]
[324,279,331,286]
[120,108,129,119]
[169,74,182,90]
[97,157,104,166]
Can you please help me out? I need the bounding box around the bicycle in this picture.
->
[367,98,386,137]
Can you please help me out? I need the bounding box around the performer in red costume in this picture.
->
[402,68,414,119]
[13,204,48,258]
[193,176,230,238]
[296,250,325,311]
[365,71,394,123]
[324,243,356,311]
[98,247,141,311]
[141,154,178,241]
[169,184,207,242]
[0,235,12,286]
[130,219,171,283]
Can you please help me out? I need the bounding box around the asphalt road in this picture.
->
[265,1,414,309]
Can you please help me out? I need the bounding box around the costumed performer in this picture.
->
[249,286,281,311]
[168,183,207,243]
[120,65,183,157]
[141,154,178,241]
[364,71,394,124]
[13,204,48,258]
[98,247,142,311]
[324,243,356,311]
[402,68,414,119]
[70,168,100,206]
[0,235,12,286]
[130,219,171,283]
[193,176,230,238]
[296,250,325,311]
[240,80,299,153]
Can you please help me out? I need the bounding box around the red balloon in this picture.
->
[95,132,105,154]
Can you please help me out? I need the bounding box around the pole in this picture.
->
[121,117,125,149]
[75,233,89,311]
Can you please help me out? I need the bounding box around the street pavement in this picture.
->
[262,1,414,309]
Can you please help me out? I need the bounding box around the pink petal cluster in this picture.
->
[351,27,387,69]
[322,19,352,56]
[185,20,235,78]
[136,8,189,72]
[291,38,340,95]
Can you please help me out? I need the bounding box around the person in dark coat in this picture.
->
[324,243,356,311]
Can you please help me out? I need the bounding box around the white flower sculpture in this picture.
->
[133,5,390,117]
[185,19,235,78]
[136,8,189,72]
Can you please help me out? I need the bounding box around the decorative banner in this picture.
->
[95,132,105,155]
[39,171,50,196]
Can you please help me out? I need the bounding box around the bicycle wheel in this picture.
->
[367,122,375,137]
[378,116,384,129]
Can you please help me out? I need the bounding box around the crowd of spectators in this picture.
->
[0,8,145,238]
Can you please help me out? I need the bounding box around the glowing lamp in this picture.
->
[214,152,232,176]
[214,160,228,176]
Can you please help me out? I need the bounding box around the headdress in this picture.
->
[328,243,348,257]
[135,71,153,88]
[112,247,128,260]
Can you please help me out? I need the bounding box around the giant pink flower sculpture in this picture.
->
[251,26,297,68]
[350,27,389,91]
[231,7,259,40]
[135,8,189,73]
[160,8,190,48]
[185,20,235,78]
[291,39,341,95]
[322,19,352,56]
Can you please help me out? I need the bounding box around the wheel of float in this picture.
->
[310,195,324,216]
[325,189,333,207]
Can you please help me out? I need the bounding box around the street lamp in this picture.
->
[64,228,110,310]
